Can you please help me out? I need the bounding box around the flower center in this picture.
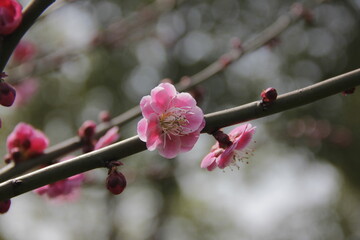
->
[159,107,192,138]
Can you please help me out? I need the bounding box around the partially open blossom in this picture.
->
[201,123,256,171]
[106,169,127,195]
[0,80,16,107]
[13,40,37,63]
[0,0,22,35]
[6,122,49,163]
[0,199,11,214]
[137,82,205,158]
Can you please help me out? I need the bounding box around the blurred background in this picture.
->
[0,0,360,239]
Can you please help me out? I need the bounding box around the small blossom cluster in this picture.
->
[201,124,256,171]
[137,82,205,158]
[5,122,49,164]
[34,120,120,202]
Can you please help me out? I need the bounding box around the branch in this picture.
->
[0,2,309,181]
[0,0,56,72]
[0,68,359,201]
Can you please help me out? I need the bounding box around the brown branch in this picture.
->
[0,2,309,182]
[0,67,359,201]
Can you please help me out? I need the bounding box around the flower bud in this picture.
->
[0,199,11,214]
[106,170,127,195]
[261,87,278,104]
[0,80,16,107]
[0,0,23,35]
[78,120,96,139]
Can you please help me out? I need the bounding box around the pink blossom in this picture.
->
[12,40,37,63]
[6,122,49,163]
[34,157,86,202]
[137,82,205,158]
[0,0,22,35]
[14,78,39,106]
[94,126,120,150]
[201,123,256,171]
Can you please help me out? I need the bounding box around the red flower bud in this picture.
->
[261,87,278,104]
[78,120,96,139]
[106,170,127,195]
[0,199,11,214]
[0,80,16,107]
[99,111,111,123]
[0,0,22,35]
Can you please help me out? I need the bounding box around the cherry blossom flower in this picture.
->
[34,157,86,202]
[5,122,49,163]
[201,123,256,171]
[0,0,22,35]
[137,82,205,158]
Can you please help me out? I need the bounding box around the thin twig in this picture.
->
[0,0,56,72]
[0,2,308,181]
[0,67,359,201]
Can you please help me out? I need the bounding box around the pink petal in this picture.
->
[94,127,119,150]
[179,131,201,152]
[217,144,236,169]
[150,85,174,113]
[137,118,148,142]
[200,152,217,169]
[146,115,162,151]
[184,106,205,132]
[172,92,197,108]
[157,135,181,158]
[139,95,154,118]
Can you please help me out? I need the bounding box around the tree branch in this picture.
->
[0,0,56,72]
[0,67,359,201]
[0,2,308,181]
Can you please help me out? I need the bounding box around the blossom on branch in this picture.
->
[5,122,49,164]
[137,82,205,158]
[34,157,86,202]
[201,123,256,171]
[0,0,22,35]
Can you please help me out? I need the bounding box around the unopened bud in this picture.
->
[0,80,16,107]
[261,87,278,104]
[106,170,127,195]
[78,120,96,139]
[0,199,11,214]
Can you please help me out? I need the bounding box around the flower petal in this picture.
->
[157,135,181,159]
[137,118,148,142]
[139,95,154,118]
[150,84,174,113]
